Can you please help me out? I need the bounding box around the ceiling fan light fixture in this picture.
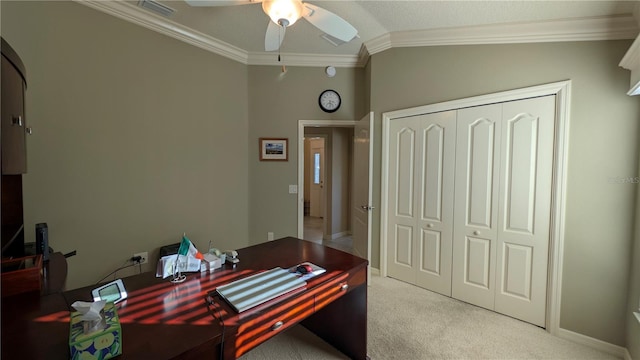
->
[262,0,303,27]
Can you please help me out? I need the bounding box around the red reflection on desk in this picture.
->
[34,310,69,323]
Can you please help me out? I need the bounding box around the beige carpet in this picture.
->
[240,275,620,360]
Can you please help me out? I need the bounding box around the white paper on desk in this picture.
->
[156,254,201,279]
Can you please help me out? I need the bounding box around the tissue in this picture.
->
[72,300,105,321]
[69,301,122,359]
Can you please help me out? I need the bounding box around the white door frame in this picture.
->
[380,81,571,336]
[298,120,359,238]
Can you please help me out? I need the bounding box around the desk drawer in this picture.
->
[315,265,366,312]
[231,293,315,358]
[227,265,366,359]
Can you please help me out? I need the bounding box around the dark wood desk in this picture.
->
[1,237,368,359]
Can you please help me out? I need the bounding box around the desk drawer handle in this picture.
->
[271,321,284,331]
[341,283,349,292]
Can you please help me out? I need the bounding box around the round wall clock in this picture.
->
[319,89,341,113]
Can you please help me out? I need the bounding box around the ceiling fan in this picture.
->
[184,0,358,51]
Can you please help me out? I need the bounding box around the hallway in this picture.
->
[303,216,354,255]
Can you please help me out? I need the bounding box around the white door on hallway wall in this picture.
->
[352,112,373,262]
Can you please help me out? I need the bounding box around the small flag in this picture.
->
[178,235,204,260]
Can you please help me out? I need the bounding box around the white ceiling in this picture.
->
[80,0,640,66]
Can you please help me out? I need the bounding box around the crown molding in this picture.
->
[620,35,640,70]
[74,1,638,68]
[365,15,639,56]
[73,0,248,63]
[619,33,640,96]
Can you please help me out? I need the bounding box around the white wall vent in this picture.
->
[137,0,175,17]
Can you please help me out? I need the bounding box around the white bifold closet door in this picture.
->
[387,95,555,327]
[452,96,555,327]
[387,110,456,296]
[451,103,503,310]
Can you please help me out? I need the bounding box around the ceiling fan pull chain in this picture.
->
[278,24,282,62]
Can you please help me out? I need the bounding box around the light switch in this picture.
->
[288,185,298,194]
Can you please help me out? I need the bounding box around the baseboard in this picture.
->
[557,328,628,359]
[371,267,380,276]
[330,231,350,240]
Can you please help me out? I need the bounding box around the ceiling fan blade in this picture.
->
[184,0,261,6]
[302,3,357,43]
[265,20,286,51]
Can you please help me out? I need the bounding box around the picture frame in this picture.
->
[259,138,288,161]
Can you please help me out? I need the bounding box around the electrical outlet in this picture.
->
[268,232,274,241]
[133,251,148,265]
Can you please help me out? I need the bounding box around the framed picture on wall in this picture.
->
[259,138,288,161]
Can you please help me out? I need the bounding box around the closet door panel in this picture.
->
[420,229,442,274]
[467,119,497,228]
[452,104,502,310]
[396,127,415,218]
[415,111,456,296]
[387,119,418,283]
[495,96,555,327]
[464,236,492,288]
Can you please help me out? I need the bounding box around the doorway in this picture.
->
[302,128,353,253]
[297,117,373,260]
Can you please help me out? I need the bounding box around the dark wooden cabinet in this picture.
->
[1,38,27,175]
[1,38,27,259]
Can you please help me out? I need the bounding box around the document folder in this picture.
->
[216,267,306,313]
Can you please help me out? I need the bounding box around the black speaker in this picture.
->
[35,223,49,262]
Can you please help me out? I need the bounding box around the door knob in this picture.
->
[473,230,480,236]
[426,223,433,228]
[360,205,374,211]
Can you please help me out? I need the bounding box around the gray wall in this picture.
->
[247,65,366,244]
[1,1,250,289]
[368,42,640,346]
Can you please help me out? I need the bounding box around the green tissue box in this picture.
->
[69,302,122,359]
